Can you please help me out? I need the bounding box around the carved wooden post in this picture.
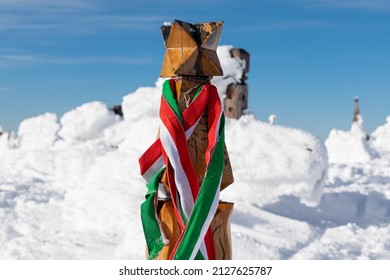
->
[139,19,234,260]
[353,96,360,123]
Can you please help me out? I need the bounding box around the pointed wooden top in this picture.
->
[160,19,224,77]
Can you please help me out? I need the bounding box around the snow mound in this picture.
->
[268,114,277,125]
[17,113,60,149]
[122,84,161,122]
[59,101,117,141]
[371,116,390,157]
[325,116,375,163]
[223,115,328,207]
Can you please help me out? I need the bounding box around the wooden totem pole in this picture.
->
[139,19,234,260]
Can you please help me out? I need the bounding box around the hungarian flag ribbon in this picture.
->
[139,79,225,260]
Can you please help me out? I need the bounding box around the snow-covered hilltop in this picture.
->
[1,46,390,259]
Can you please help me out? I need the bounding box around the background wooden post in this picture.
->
[353,96,360,123]
[224,48,250,119]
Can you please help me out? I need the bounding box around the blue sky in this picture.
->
[1,0,389,140]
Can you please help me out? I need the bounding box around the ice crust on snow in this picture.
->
[2,45,390,260]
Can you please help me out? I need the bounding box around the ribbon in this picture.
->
[139,79,225,260]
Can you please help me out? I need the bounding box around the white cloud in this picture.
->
[72,15,165,30]
[0,0,95,10]
[47,56,154,65]
[0,14,164,34]
[0,49,154,69]
[0,1,165,34]
[232,19,331,32]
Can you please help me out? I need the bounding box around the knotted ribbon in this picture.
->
[139,79,225,260]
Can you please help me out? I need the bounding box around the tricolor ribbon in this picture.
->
[139,79,225,260]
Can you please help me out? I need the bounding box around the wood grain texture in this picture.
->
[210,201,234,260]
[160,20,224,77]
[153,200,234,260]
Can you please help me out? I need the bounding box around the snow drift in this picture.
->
[0,84,328,259]
[223,115,327,207]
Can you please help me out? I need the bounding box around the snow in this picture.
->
[58,101,117,142]
[325,114,376,164]
[17,113,60,149]
[211,45,245,99]
[223,115,327,207]
[1,45,390,260]
[371,116,390,158]
[268,114,277,125]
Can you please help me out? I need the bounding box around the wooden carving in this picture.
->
[142,19,234,260]
[154,200,234,260]
[160,20,224,77]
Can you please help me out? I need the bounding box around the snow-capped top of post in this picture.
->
[268,114,277,125]
[351,114,365,133]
